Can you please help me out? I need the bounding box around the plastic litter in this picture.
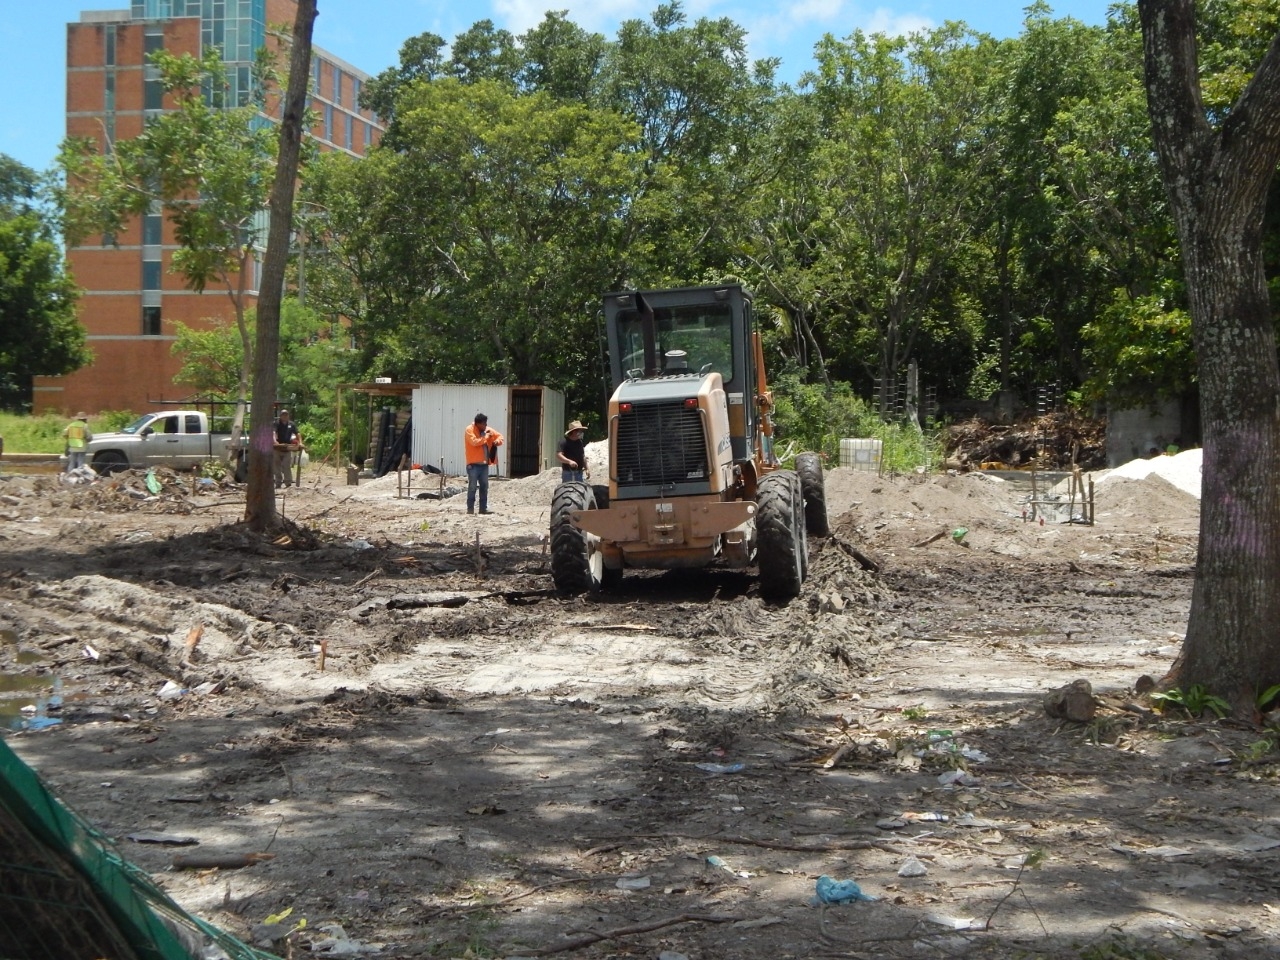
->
[157,680,186,700]
[615,875,651,890]
[144,469,163,494]
[814,875,878,904]
[695,762,745,774]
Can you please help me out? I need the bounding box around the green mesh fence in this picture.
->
[0,738,279,960]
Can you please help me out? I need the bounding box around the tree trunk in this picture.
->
[244,0,317,532]
[1138,0,1280,716]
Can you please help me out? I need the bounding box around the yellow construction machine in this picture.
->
[550,283,828,599]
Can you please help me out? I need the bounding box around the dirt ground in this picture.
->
[2,457,1277,960]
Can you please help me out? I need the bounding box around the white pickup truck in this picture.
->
[87,410,247,476]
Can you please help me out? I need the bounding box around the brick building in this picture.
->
[35,0,382,415]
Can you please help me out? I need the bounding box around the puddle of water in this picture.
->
[0,628,63,730]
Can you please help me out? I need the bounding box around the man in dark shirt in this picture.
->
[273,409,301,488]
[557,421,588,483]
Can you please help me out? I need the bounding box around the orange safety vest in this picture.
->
[464,423,503,466]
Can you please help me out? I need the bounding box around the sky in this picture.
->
[0,0,1114,176]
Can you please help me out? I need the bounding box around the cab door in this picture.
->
[143,414,184,469]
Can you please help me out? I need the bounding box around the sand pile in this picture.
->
[1097,447,1202,498]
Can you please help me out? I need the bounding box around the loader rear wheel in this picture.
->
[795,452,830,537]
[551,481,605,594]
[757,471,803,600]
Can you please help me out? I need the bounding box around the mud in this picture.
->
[1,461,1276,960]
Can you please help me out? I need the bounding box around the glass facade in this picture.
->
[132,0,265,107]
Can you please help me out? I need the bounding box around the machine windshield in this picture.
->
[615,302,735,382]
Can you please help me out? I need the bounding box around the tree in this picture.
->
[0,155,88,410]
[58,48,279,439]
[307,79,641,413]
[799,24,996,412]
[245,0,316,532]
[1137,0,1280,714]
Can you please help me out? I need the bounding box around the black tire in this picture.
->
[757,471,803,600]
[551,481,604,594]
[92,451,129,475]
[795,452,830,537]
[793,473,809,581]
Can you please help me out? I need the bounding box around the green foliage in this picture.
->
[771,371,878,462]
[770,370,945,472]
[97,409,139,431]
[1150,684,1231,720]
[901,705,928,721]
[0,155,89,410]
[1257,683,1280,711]
[0,412,98,454]
[1080,285,1195,405]
[169,298,347,456]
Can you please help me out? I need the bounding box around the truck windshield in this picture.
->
[615,303,735,381]
[118,415,155,435]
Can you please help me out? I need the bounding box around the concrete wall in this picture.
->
[1106,401,1185,467]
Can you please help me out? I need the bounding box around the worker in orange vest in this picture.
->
[463,413,504,514]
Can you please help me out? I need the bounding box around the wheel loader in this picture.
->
[550,283,829,599]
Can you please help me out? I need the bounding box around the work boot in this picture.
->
[480,509,495,515]
[466,508,474,515]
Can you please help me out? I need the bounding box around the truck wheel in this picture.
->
[551,481,605,594]
[92,451,128,475]
[757,471,803,600]
[795,452,830,537]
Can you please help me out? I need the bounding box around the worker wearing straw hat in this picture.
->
[557,420,589,483]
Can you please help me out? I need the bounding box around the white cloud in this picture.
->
[862,6,935,37]
[492,0,653,36]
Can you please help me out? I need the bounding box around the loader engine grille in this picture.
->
[615,401,708,488]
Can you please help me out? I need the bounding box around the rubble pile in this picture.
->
[945,413,1106,471]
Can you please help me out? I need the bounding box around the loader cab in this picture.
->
[604,284,759,463]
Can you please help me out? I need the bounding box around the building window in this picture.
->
[313,57,322,94]
[324,104,333,142]
[365,123,373,148]
[345,113,353,149]
[143,214,162,245]
[105,73,115,112]
[352,77,361,107]
[142,306,162,336]
[102,233,116,247]
[143,261,162,290]
[105,26,116,66]
[145,78,164,110]
[144,33,163,57]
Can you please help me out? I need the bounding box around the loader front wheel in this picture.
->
[757,471,803,601]
[795,452,830,537]
[551,481,605,594]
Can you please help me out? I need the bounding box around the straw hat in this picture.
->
[565,420,587,437]
[75,411,88,420]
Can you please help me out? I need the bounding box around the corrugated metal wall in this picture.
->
[410,384,564,477]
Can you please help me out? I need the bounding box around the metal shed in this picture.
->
[411,384,566,478]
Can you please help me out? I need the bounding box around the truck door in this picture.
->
[146,414,183,469]
[177,412,206,469]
